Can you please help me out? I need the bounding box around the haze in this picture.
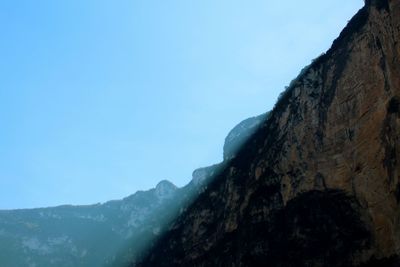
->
[0,0,363,209]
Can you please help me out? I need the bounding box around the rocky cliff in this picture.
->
[135,1,400,266]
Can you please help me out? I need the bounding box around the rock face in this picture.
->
[136,1,400,266]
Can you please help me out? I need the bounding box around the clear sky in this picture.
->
[0,0,363,209]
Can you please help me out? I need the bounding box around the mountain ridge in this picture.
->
[135,1,400,266]
[0,105,262,266]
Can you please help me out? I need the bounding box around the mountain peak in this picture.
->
[155,180,177,200]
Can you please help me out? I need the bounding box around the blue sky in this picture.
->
[0,0,363,209]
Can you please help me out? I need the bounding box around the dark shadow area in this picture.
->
[357,255,400,267]
[242,190,371,267]
[136,190,372,267]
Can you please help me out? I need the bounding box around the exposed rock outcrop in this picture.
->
[136,1,400,266]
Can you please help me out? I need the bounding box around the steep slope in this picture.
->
[136,1,400,266]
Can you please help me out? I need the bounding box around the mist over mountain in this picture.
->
[0,179,178,266]
[0,115,260,267]
[135,1,400,266]
[2,0,400,267]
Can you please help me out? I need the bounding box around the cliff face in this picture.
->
[136,1,400,266]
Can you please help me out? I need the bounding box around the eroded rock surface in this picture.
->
[136,1,400,266]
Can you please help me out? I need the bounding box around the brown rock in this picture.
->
[135,1,400,266]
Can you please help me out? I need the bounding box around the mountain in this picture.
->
[0,179,188,267]
[0,108,264,267]
[135,1,400,266]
